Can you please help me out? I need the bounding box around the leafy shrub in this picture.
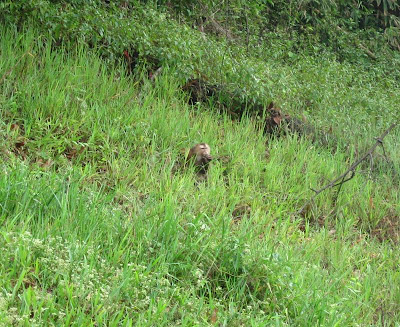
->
[1,0,399,146]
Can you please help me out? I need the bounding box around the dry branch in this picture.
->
[297,122,398,215]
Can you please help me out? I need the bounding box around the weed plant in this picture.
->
[1,29,400,326]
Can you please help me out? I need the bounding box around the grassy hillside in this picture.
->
[1,25,400,326]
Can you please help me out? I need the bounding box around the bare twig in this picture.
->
[357,43,378,60]
[336,26,377,60]
[369,152,374,173]
[375,137,389,162]
[297,122,398,215]
[333,171,355,203]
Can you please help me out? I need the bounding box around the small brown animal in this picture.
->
[186,143,212,174]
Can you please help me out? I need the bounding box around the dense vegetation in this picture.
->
[1,1,400,325]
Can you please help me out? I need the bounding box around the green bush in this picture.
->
[1,0,399,149]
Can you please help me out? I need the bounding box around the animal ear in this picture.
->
[273,116,282,125]
[268,102,274,110]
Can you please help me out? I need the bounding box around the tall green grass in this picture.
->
[1,28,400,326]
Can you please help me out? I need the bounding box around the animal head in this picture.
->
[190,143,212,164]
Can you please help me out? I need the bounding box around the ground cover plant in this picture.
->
[1,0,400,325]
[1,26,400,326]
